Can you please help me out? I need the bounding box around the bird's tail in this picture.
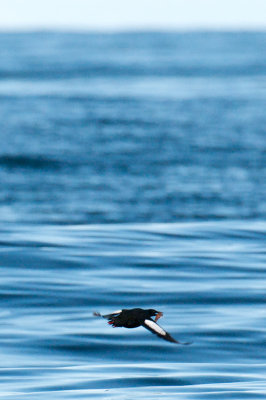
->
[93,312,102,317]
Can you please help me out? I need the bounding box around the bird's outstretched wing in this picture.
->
[142,319,191,345]
[93,310,122,320]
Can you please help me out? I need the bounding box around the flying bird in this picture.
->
[93,308,191,344]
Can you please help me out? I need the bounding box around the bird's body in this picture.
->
[93,308,190,344]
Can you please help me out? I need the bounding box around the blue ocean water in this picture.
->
[0,32,266,399]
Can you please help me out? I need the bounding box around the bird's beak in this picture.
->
[155,311,163,322]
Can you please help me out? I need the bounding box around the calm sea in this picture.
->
[0,32,266,399]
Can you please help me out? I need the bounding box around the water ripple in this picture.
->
[0,221,266,398]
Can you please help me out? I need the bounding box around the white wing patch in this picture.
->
[111,310,122,315]
[144,319,166,336]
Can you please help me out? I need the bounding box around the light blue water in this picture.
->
[1,221,266,398]
[0,31,266,398]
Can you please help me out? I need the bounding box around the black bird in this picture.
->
[93,308,190,344]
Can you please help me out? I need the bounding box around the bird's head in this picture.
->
[148,309,163,322]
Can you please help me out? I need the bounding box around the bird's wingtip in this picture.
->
[176,340,193,345]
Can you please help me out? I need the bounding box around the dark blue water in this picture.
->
[0,31,266,224]
[0,32,266,398]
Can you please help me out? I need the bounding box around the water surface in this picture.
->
[0,31,266,398]
[0,32,265,224]
[1,221,266,398]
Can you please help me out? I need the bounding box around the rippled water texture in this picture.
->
[1,221,266,398]
[0,32,266,223]
[0,31,266,398]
